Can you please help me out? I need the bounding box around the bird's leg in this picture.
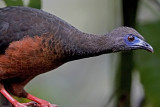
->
[0,84,27,107]
[0,84,57,107]
[26,93,58,107]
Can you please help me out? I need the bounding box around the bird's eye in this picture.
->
[128,35,135,42]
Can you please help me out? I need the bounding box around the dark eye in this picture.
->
[128,35,135,42]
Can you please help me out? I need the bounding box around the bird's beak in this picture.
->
[142,41,154,53]
[137,39,154,53]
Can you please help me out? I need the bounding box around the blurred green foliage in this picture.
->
[28,0,41,9]
[3,0,41,9]
[3,0,23,6]
[136,20,160,106]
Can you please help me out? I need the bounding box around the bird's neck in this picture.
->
[60,30,114,62]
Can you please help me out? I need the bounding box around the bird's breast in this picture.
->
[0,34,65,80]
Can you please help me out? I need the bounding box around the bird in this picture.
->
[0,6,153,107]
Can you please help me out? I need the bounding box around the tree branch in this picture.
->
[0,103,58,107]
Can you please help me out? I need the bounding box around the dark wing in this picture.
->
[0,20,9,54]
[0,6,56,54]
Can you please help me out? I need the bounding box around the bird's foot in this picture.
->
[35,100,58,107]
[22,101,58,107]
[22,101,37,106]
[26,93,58,107]
[13,102,27,107]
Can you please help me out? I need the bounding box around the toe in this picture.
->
[22,101,37,106]
[52,104,58,107]
[14,102,27,107]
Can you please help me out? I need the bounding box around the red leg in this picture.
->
[0,84,58,107]
[0,84,27,107]
[27,93,58,107]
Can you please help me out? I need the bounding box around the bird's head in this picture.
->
[108,27,153,53]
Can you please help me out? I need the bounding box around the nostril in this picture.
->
[145,43,149,47]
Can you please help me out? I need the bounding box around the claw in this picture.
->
[52,104,58,107]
